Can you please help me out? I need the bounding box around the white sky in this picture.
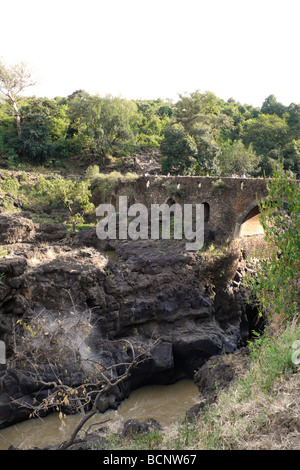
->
[1,0,299,107]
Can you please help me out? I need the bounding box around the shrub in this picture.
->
[85,165,100,180]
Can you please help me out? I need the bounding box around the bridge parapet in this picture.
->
[100,175,269,243]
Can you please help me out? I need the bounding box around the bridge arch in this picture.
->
[234,200,265,237]
[202,202,210,223]
[164,197,176,207]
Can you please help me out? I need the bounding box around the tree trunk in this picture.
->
[12,100,22,137]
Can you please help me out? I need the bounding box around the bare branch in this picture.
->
[7,297,158,451]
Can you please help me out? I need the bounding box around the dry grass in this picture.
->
[188,372,299,450]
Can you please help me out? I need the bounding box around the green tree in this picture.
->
[14,97,71,163]
[190,122,221,175]
[282,139,300,177]
[14,116,55,164]
[38,176,95,232]
[66,92,139,158]
[160,124,197,174]
[172,91,235,175]
[20,97,69,142]
[252,167,300,319]
[99,95,139,156]
[135,99,172,150]
[175,91,224,133]
[218,140,259,176]
[221,99,260,142]
[261,94,287,118]
[0,58,36,136]
[0,100,18,161]
[65,90,105,155]
[286,103,300,140]
[242,113,289,157]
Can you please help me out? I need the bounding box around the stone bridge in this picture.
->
[101,175,269,243]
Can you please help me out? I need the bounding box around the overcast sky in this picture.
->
[1,0,299,107]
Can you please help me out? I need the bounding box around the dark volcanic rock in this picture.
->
[123,418,162,438]
[0,219,252,428]
[35,223,68,242]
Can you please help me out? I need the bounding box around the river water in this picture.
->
[0,379,199,450]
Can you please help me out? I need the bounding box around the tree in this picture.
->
[14,115,55,164]
[160,124,197,174]
[38,176,95,231]
[135,100,172,150]
[11,97,70,164]
[59,339,151,450]
[286,103,300,140]
[261,94,286,118]
[172,91,235,175]
[66,92,139,157]
[242,114,289,157]
[218,140,259,176]
[0,58,36,136]
[20,97,69,142]
[175,91,223,133]
[251,167,300,319]
[190,122,221,175]
[99,95,139,156]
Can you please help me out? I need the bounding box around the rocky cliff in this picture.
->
[0,213,263,428]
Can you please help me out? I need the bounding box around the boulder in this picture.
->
[0,257,27,278]
[35,223,68,242]
[0,392,12,426]
[194,349,248,403]
[123,418,162,438]
[0,214,35,244]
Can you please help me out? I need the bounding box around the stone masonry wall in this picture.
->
[106,176,268,242]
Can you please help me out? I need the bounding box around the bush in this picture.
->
[85,165,100,179]
[1,174,20,193]
[37,176,95,232]
[252,167,300,319]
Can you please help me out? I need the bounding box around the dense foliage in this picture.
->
[251,168,300,319]
[0,87,299,177]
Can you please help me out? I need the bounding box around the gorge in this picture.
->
[0,173,268,448]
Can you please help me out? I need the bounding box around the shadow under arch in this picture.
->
[164,197,176,207]
[201,202,210,223]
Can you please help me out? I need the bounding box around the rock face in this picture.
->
[0,215,258,429]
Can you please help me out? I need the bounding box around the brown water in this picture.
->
[0,379,199,450]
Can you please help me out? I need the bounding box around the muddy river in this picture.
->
[0,379,199,450]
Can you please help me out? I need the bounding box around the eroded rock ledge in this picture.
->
[0,213,264,429]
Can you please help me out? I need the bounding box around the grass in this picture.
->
[65,223,96,232]
[0,247,8,257]
[239,322,299,396]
